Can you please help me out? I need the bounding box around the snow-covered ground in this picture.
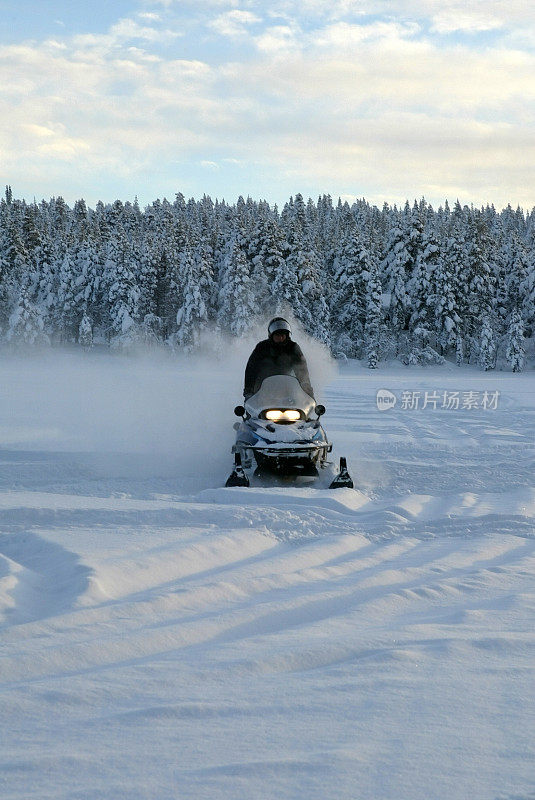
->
[1,351,534,800]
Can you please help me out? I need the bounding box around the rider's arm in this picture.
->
[243,344,262,398]
[293,344,314,398]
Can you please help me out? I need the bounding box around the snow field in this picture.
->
[0,353,534,800]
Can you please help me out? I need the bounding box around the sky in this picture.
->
[1,0,535,210]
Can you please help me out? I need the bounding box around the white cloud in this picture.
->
[311,20,420,48]
[430,10,503,34]
[431,0,535,31]
[0,36,215,180]
[38,137,91,159]
[148,0,241,7]
[137,12,163,22]
[272,0,535,34]
[43,39,68,50]
[3,4,535,208]
[254,24,299,53]
[209,9,262,38]
[109,17,182,44]
[22,124,55,138]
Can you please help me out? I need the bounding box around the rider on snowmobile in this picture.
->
[243,317,314,400]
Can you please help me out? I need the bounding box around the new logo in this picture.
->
[376,389,397,411]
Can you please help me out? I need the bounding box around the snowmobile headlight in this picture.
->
[265,409,301,422]
[282,409,301,422]
[265,409,284,421]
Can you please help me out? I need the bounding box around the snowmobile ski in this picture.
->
[225,451,250,488]
[329,457,354,489]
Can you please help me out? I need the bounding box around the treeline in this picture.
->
[0,187,533,370]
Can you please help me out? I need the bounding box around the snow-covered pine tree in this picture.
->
[365,258,382,369]
[456,334,464,367]
[431,217,463,355]
[105,235,141,349]
[270,247,301,314]
[381,207,411,340]
[520,236,535,337]
[217,235,255,336]
[503,233,530,327]
[160,219,188,337]
[505,310,525,372]
[0,205,29,332]
[193,232,216,321]
[174,242,209,351]
[33,229,57,334]
[0,210,14,335]
[7,282,49,347]
[78,311,93,349]
[21,204,43,295]
[49,196,71,245]
[479,315,496,371]
[137,240,159,321]
[72,198,91,240]
[330,222,368,357]
[396,200,424,355]
[316,194,335,270]
[407,216,440,343]
[293,244,330,345]
[140,313,162,347]
[250,217,285,313]
[463,211,495,343]
[282,207,330,345]
[54,250,80,342]
[270,205,303,318]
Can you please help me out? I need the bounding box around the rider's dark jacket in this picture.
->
[243,338,314,399]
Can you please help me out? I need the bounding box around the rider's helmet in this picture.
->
[268,317,292,339]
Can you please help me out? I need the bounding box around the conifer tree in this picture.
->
[7,282,49,346]
[479,316,496,371]
[71,237,103,331]
[455,334,464,367]
[431,219,463,354]
[105,236,141,347]
[293,244,330,345]
[463,212,495,334]
[54,251,80,342]
[382,210,411,335]
[330,225,368,356]
[505,310,525,372]
[504,234,530,323]
[78,312,93,349]
[408,219,439,337]
[218,236,255,336]
[174,243,209,350]
[365,259,382,369]
[521,251,535,336]
[251,217,285,313]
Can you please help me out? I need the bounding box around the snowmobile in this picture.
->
[225,374,353,489]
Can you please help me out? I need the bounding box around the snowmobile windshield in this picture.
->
[245,375,316,419]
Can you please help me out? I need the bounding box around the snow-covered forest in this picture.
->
[1,186,533,369]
